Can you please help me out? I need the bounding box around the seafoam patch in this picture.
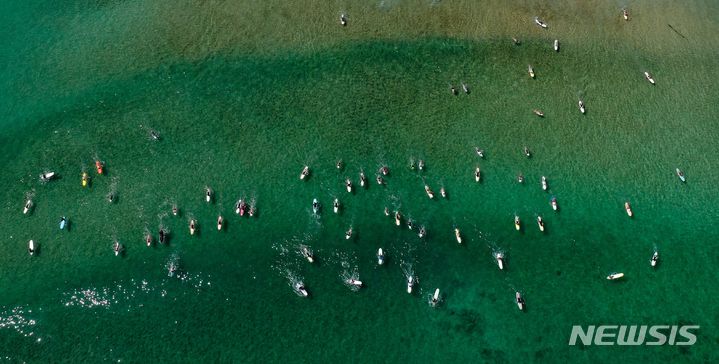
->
[0,305,39,340]
[62,275,212,310]
[62,254,211,309]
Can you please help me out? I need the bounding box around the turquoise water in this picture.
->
[1,0,719,362]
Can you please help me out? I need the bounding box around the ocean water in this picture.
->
[1,0,718,362]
